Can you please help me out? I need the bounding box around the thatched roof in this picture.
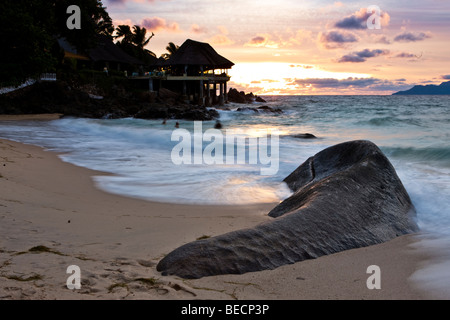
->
[88,36,143,65]
[151,56,167,68]
[163,39,234,70]
[57,38,90,61]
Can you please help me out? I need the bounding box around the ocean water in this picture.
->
[1,95,449,295]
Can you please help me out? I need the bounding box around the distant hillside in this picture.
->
[393,81,450,95]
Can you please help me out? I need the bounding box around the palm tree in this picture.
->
[114,24,157,65]
[114,25,133,44]
[132,26,154,49]
[166,42,179,55]
[161,42,180,60]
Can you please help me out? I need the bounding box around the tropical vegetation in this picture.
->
[0,0,179,87]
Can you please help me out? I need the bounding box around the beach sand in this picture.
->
[0,130,441,300]
[0,114,63,121]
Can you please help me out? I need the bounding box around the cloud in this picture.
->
[287,29,313,46]
[228,81,264,95]
[334,8,390,29]
[293,77,410,92]
[290,64,314,69]
[140,17,180,32]
[260,79,280,83]
[338,49,389,63]
[217,26,229,35]
[243,29,313,49]
[318,30,358,49]
[394,32,432,42]
[371,35,391,44]
[320,1,345,12]
[248,36,266,46]
[190,24,206,34]
[394,52,416,58]
[441,75,450,80]
[113,19,134,27]
[207,26,234,46]
[338,55,365,63]
[245,34,279,48]
[209,34,234,46]
[295,77,379,88]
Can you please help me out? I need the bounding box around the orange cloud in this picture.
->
[209,34,234,46]
[140,17,181,32]
[244,29,313,49]
[207,26,234,46]
[245,34,279,48]
[334,7,390,29]
[190,24,206,34]
[113,19,134,27]
[287,29,313,46]
[318,30,359,49]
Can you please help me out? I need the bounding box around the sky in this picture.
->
[104,0,450,95]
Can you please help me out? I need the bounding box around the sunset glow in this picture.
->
[228,62,372,95]
[104,0,450,95]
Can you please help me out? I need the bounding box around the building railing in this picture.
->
[40,73,57,81]
[130,72,230,81]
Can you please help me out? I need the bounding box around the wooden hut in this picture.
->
[147,39,235,106]
[87,35,144,73]
[58,36,144,74]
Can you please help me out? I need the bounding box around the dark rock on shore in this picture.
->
[236,107,258,113]
[227,88,266,104]
[235,106,283,114]
[169,105,219,121]
[291,133,317,139]
[134,103,169,119]
[134,103,218,121]
[257,106,283,114]
[227,88,247,103]
[156,140,419,279]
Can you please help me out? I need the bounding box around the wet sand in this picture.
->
[0,135,438,300]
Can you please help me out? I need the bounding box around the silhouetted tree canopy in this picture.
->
[161,42,180,60]
[114,25,133,44]
[115,25,157,66]
[55,0,114,50]
[0,0,113,86]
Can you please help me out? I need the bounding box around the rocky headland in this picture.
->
[0,82,278,120]
[0,81,218,120]
[393,81,450,95]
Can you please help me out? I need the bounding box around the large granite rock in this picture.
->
[156,140,419,279]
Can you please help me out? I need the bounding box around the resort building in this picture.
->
[58,36,144,73]
[135,39,235,106]
[58,37,234,107]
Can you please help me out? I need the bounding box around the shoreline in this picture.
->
[0,113,64,121]
[0,137,441,300]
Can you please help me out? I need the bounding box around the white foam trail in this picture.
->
[394,160,450,298]
[409,233,450,298]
